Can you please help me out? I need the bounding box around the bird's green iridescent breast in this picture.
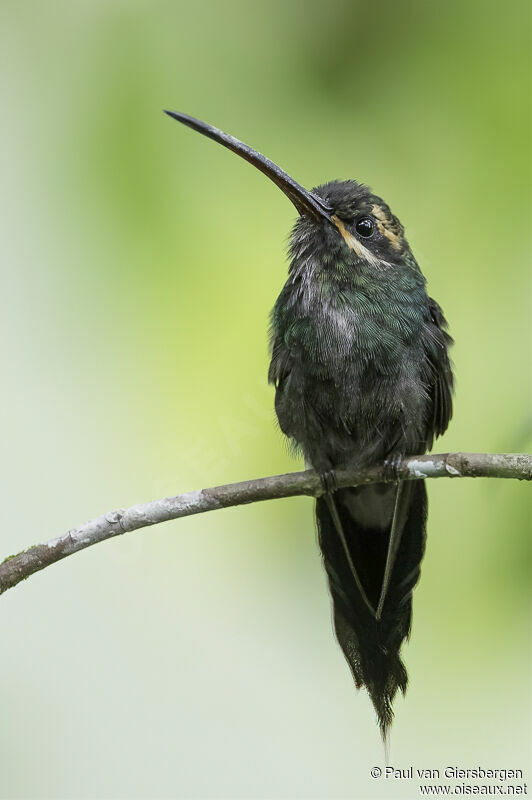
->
[272,254,428,367]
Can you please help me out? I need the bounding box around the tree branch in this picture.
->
[1,452,530,597]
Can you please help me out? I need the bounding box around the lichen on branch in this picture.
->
[0,452,530,597]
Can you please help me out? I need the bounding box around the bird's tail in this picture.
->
[316,480,427,737]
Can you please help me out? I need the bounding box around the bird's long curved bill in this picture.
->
[164,110,332,221]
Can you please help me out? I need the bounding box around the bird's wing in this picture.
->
[268,336,296,439]
[424,297,454,447]
[267,335,289,389]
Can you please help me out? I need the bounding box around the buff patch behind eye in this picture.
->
[370,204,403,251]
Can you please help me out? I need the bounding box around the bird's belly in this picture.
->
[276,353,427,472]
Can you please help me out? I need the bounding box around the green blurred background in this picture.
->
[1,1,530,797]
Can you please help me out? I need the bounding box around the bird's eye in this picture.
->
[355,217,374,238]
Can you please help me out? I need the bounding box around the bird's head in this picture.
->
[165,112,412,269]
[309,180,410,268]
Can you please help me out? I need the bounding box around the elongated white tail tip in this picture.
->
[383,729,391,767]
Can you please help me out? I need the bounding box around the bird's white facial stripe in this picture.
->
[331,214,382,268]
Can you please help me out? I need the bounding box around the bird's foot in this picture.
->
[319,469,338,495]
[383,453,403,483]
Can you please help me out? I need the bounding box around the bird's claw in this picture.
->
[383,454,402,482]
[319,469,338,494]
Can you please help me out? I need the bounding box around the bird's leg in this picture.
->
[319,469,338,495]
[383,452,402,483]
[320,469,377,618]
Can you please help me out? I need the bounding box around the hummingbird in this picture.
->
[165,110,454,739]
